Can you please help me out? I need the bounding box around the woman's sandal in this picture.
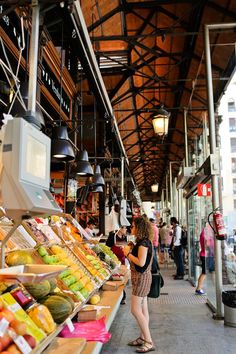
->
[128,337,145,346]
[135,340,155,353]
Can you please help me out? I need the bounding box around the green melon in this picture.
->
[23,280,51,299]
[40,295,73,323]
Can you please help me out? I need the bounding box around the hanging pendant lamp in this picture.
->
[51,126,75,161]
[92,164,105,186]
[76,150,94,176]
[92,185,103,193]
[152,106,170,136]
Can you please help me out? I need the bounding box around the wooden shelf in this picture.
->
[82,282,125,354]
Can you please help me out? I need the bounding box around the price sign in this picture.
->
[65,318,75,333]
[197,183,211,197]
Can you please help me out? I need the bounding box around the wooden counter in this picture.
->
[44,266,129,354]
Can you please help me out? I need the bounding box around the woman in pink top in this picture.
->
[149,218,159,262]
[196,228,206,295]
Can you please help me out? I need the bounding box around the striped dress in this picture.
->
[130,239,153,297]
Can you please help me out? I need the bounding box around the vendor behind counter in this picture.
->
[106,226,127,264]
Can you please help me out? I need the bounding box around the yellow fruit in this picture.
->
[84,283,94,292]
[89,294,100,305]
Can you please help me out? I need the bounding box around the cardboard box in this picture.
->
[102,281,118,291]
[77,306,99,321]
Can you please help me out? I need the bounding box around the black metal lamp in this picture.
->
[76,150,94,176]
[92,185,103,193]
[92,164,105,186]
[51,126,75,161]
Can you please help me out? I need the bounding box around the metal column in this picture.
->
[184,109,189,167]
[204,22,236,318]
[27,2,40,113]
[121,156,124,198]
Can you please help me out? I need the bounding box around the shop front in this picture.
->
[186,183,217,310]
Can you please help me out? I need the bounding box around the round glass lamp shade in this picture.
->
[152,108,170,135]
[151,183,159,193]
[92,165,105,186]
[76,150,94,176]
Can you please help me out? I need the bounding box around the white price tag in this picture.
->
[65,318,75,333]
[0,318,9,337]
[8,303,21,313]
[14,335,32,354]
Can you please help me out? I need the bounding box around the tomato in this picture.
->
[6,344,21,354]
[10,319,27,335]
[0,309,15,323]
[0,334,12,349]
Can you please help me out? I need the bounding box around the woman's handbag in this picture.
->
[148,272,164,298]
[148,256,164,299]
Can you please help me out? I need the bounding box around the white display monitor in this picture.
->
[1,117,62,218]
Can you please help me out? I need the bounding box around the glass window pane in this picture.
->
[229,118,236,132]
[232,158,236,173]
[233,179,236,194]
[228,99,236,112]
[231,138,236,153]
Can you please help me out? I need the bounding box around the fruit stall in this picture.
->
[0,215,128,353]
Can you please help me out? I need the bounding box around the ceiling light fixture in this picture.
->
[151,183,159,193]
[51,125,75,161]
[152,106,170,136]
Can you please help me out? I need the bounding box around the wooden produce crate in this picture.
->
[0,223,37,251]
[36,245,97,303]
[50,214,83,243]
[67,244,111,285]
[22,219,61,246]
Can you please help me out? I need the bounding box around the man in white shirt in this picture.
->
[170,217,184,279]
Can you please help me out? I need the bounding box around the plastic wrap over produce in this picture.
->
[59,316,111,343]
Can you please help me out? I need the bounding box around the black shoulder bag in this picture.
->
[148,252,164,299]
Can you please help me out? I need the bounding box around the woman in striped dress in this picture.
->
[123,216,155,353]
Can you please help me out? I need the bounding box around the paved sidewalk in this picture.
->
[101,267,236,354]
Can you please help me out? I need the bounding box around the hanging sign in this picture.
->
[197,183,211,197]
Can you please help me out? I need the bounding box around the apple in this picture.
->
[0,334,12,349]
[10,319,27,335]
